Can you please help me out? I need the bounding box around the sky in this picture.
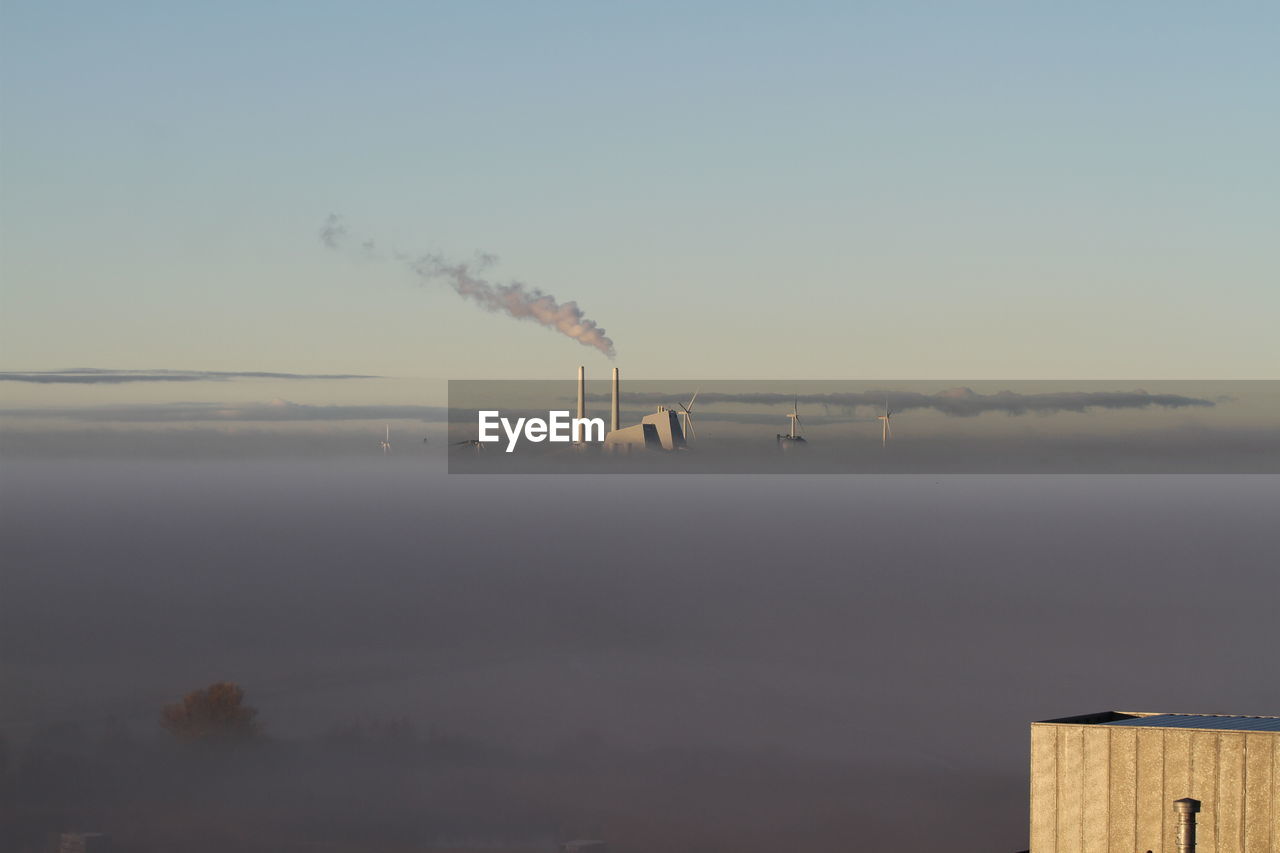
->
[2,1,1278,405]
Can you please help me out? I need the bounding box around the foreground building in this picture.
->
[1030,711,1279,853]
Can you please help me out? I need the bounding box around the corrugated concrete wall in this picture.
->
[1030,723,1278,853]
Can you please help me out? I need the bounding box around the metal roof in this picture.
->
[1101,714,1280,732]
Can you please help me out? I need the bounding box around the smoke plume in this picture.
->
[319,214,347,249]
[410,254,616,358]
[320,216,616,358]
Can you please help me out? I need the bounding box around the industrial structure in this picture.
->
[776,396,807,448]
[1030,710,1279,853]
[572,365,685,452]
[878,401,894,447]
[598,365,658,451]
[638,406,686,450]
[676,389,699,440]
[574,365,590,445]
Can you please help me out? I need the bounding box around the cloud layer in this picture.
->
[0,400,446,422]
[592,387,1216,417]
[0,369,377,385]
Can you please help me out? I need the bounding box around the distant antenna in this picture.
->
[677,388,699,441]
[877,400,893,447]
[381,424,391,454]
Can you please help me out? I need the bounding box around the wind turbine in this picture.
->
[777,395,808,447]
[877,401,893,447]
[786,396,802,439]
[677,388,699,440]
[380,425,391,454]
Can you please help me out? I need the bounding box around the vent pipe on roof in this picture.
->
[1174,798,1200,853]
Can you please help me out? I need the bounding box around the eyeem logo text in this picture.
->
[478,411,605,452]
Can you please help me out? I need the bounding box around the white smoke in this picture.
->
[320,216,616,358]
[410,254,615,358]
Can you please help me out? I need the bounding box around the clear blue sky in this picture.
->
[2,1,1277,401]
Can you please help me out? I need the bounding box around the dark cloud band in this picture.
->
[587,388,1215,417]
[0,401,446,423]
[0,369,379,384]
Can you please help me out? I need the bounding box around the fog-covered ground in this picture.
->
[1,457,1276,851]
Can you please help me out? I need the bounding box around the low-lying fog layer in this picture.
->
[2,459,1276,852]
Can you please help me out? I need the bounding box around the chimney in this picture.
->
[1174,798,1200,853]
[611,368,620,434]
[576,366,586,423]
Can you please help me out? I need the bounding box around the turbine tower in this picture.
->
[381,424,391,454]
[787,396,802,439]
[777,395,808,447]
[677,388,699,440]
[877,401,893,447]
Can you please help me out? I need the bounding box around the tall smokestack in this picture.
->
[577,366,586,424]
[611,368,620,434]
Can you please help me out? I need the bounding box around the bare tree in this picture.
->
[160,682,259,743]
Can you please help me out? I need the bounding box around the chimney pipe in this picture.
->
[611,368,620,434]
[1174,798,1200,853]
[576,366,585,424]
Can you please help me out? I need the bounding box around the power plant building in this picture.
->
[639,407,685,450]
[602,421,661,451]
[574,365,685,452]
[1030,711,1280,853]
